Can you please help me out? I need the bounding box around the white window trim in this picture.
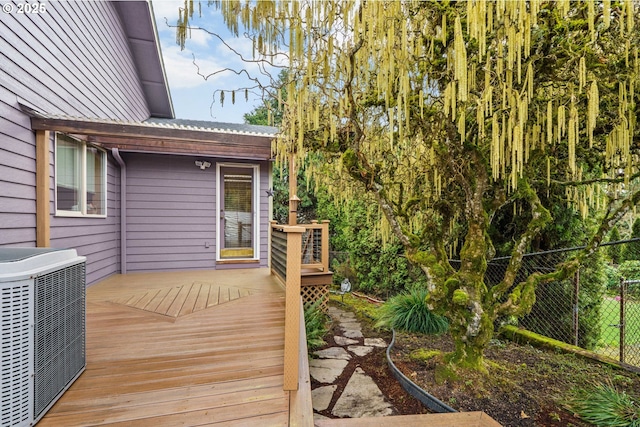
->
[216,162,260,262]
[54,133,107,218]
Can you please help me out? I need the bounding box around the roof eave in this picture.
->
[114,1,175,119]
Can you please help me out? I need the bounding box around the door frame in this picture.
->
[215,162,260,262]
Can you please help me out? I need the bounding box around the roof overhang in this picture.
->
[114,1,174,119]
[28,115,276,161]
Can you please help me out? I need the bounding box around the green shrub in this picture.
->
[608,226,623,265]
[567,382,640,426]
[622,219,640,262]
[375,288,449,335]
[304,299,329,351]
[619,261,640,298]
[605,263,622,293]
[619,260,640,280]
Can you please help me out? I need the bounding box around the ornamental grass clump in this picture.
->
[567,382,640,427]
[304,298,329,351]
[376,288,449,335]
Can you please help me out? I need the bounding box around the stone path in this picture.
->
[309,306,395,421]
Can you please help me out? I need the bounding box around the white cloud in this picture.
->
[161,45,221,89]
[151,0,181,32]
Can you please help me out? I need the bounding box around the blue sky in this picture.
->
[152,1,270,123]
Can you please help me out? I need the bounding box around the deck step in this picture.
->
[314,411,502,426]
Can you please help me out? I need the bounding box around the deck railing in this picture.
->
[270,222,304,391]
[270,221,331,393]
[301,220,330,272]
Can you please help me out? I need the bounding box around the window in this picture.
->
[55,133,106,216]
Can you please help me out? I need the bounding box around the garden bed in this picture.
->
[330,296,640,427]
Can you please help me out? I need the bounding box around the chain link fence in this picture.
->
[332,240,640,367]
[484,238,640,367]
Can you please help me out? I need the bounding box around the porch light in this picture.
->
[195,160,211,170]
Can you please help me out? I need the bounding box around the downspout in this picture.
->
[112,149,127,274]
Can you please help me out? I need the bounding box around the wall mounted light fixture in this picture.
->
[195,160,211,170]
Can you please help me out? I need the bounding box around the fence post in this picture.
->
[620,277,626,364]
[283,226,304,391]
[321,220,330,272]
[573,269,580,347]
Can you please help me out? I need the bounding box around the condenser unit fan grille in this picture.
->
[1,283,32,426]
[34,263,86,418]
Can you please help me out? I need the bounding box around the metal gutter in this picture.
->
[112,148,127,274]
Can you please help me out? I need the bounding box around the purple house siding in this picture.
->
[0,2,150,284]
[49,150,121,285]
[0,2,149,120]
[124,153,217,272]
[123,153,271,273]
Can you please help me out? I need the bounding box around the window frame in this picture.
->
[54,133,107,218]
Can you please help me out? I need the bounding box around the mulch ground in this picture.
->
[323,300,640,427]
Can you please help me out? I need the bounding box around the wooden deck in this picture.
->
[38,268,296,427]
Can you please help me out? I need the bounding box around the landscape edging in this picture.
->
[385,329,457,413]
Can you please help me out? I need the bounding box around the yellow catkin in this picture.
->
[458,110,466,141]
[389,108,394,148]
[557,105,566,142]
[454,16,467,102]
[588,81,599,148]
[546,100,553,147]
[568,103,577,176]
[603,0,611,28]
[442,13,447,46]
[579,57,586,93]
[588,0,595,42]
[492,114,500,180]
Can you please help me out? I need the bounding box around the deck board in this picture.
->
[38,269,290,427]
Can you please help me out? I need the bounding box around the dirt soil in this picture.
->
[322,299,640,427]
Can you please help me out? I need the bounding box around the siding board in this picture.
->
[0,182,35,200]
[1,1,147,279]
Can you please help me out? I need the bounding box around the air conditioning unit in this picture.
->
[0,248,86,427]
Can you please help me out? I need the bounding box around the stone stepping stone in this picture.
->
[309,358,349,383]
[328,307,357,321]
[364,338,387,348]
[332,367,394,418]
[314,347,351,360]
[334,336,358,346]
[341,327,364,339]
[348,345,374,357]
[340,320,362,329]
[312,385,337,411]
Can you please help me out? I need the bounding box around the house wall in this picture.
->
[49,145,122,285]
[0,2,150,284]
[123,153,270,273]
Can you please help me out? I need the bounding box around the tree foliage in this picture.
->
[178,0,640,371]
[623,218,640,261]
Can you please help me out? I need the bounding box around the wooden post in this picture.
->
[283,225,304,390]
[288,153,299,225]
[36,130,50,247]
[321,220,330,272]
